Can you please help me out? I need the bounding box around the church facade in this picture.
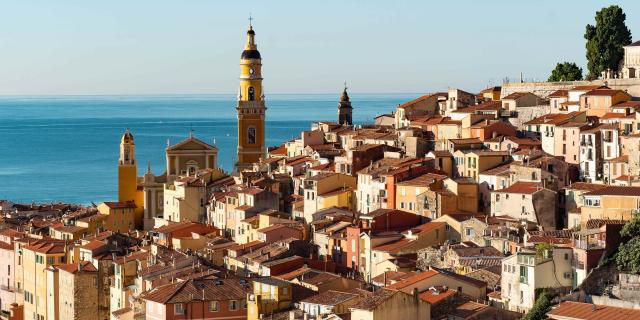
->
[117,130,218,230]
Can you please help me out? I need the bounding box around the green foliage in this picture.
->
[548,62,583,82]
[621,213,640,238]
[522,291,553,320]
[535,242,553,258]
[584,5,632,77]
[616,237,640,274]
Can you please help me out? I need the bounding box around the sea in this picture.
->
[0,93,416,205]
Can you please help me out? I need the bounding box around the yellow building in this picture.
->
[117,129,144,229]
[302,172,357,222]
[453,150,510,182]
[395,173,447,214]
[580,186,640,226]
[97,201,137,233]
[247,278,292,320]
[480,86,501,101]
[22,239,72,320]
[236,22,266,171]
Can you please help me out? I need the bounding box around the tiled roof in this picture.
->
[449,301,490,319]
[583,89,628,97]
[398,92,447,109]
[102,201,136,209]
[583,186,640,197]
[452,246,503,258]
[300,290,359,306]
[350,289,397,310]
[503,92,531,100]
[418,287,456,304]
[586,219,627,229]
[385,270,439,290]
[56,261,98,274]
[449,138,483,145]
[566,182,609,192]
[547,301,640,320]
[524,112,584,126]
[548,90,569,98]
[493,181,544,194]
[142,277,251,304]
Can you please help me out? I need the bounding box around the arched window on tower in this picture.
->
[186,160,198,176]
[248,127,256,144]
[248,87,255,101]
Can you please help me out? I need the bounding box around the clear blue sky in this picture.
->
[0,0,637,95]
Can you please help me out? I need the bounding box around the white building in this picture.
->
[500,247,573,313]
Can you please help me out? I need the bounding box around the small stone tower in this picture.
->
[338,85,353,125]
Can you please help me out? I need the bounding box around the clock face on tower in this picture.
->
[249,68,254,74]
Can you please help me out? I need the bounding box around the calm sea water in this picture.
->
[0,94,415,204]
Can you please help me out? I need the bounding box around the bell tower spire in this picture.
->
[236,17,266,171]
[338,83,353,125]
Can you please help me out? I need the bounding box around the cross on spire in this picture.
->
[248,14,253,28]
[344,81,348,91]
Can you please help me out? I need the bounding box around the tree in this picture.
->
[585,5,632,78]
[522,291,553,320]
[616,214,640,273]
[548,62,583,82]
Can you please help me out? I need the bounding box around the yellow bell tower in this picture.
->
[118,129,144,228]
[236,18,266,171]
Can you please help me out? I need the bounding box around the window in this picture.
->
[209,301,219,312]
[564,253,569,260]
[175,303,185,315]
[519,266,528,284]
[229,300,238,311]
[282,287,289,295]
[248,87,255,101]
[247,127,256,144]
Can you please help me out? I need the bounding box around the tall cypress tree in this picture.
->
[585,5,632,78]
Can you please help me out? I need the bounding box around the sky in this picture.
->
[0,0,638,95]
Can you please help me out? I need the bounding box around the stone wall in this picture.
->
[501,78,640,99]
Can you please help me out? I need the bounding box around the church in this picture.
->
[117,129,219,230]
[116,21,352,229]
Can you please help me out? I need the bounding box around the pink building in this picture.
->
[142,277,250,320]
[0,229,22,313]
[555,122,587,164]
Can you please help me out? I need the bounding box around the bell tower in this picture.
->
[338,84,353,125]
[118,128,137,203]
[236,18,266,171]
[118,128,144,228]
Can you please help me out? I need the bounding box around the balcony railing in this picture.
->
[0,285,19,293]
[573,240,605,250]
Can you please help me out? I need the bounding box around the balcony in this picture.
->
[573,239,605,250]
[0,285,19,293]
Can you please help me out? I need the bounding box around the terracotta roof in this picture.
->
[547,301,640,320]
[566,182,609,192]
[398,92,447,109]
[548,90,569,98]
[102,201,136,209]
[142,277,251,304]
[300,290,359,306]
[493,181,544,194]
[503,92,531,100]
[418,287,456,304]
[524,112,584,126]
[350,289,397,310]
[386,270,439,290]
[586,219,627,229]
[22,240,69,254]
[583,89,628,97]
[449,301,491,319]
[452,246,503,258]
[81,240,107,251]
[57,261,98,274]
[583,186,640,197]
[406,222,445,235]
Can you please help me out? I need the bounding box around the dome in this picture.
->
[121,129,134,142]
[340,88,350,102]
[241,49,261,60]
